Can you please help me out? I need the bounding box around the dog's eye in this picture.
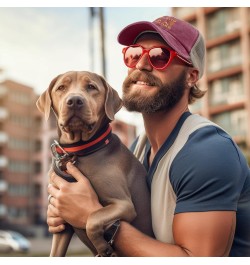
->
[57,85,66,91]
[87,84,97,91]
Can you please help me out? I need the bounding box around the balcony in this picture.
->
[0,84,7,98]
[0,131,8,145]
[0,156,8,168]
[0,204,7,217]
[0,180,8,193]
[0,107,8,121]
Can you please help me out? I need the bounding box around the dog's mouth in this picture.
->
[60,116,95,134]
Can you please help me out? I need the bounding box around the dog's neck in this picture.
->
[51,124,113,182]
[53,124,113,157]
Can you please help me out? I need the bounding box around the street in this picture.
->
[0,235,92,257]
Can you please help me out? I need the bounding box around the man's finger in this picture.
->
[47,215,65,227]
[47,201,60,215]
[50,171,67,188]
[48,223,66,234]
[47,184,60,200]
[66,162,87,182]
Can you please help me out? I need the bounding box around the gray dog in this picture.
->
[36,71,153,257]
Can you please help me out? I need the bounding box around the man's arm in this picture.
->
[47,162,235,256]
[114,211,235,257]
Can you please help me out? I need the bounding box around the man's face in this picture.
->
[122,34,188,113]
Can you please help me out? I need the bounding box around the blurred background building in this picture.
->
[173,7,250,162]
[0,79,43,235]
[0,7,249,240]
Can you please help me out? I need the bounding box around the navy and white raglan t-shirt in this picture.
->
[131,112,250,257]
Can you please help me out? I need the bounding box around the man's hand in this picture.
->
[47,203,66,233]
[47,162,102,231]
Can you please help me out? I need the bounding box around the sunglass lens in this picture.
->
[149,48,170,69]
[124,46,143,68]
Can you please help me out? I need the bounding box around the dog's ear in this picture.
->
[100,76,123,121]
[36,75,60,121]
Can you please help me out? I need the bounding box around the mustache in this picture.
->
[123,70,163,88]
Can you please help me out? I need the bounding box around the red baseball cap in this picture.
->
[118,16,205,78]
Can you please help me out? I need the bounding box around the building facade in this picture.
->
[172,7,250,162]
[0,80,43,229]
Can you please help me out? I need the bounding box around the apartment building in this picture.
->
[0,79,43,229]
[172,7,250,163]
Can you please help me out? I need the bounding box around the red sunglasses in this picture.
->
[122,45,192,70]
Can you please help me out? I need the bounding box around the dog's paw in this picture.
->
[97,245,116,257]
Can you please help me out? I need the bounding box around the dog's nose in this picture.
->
[66,96,84,109]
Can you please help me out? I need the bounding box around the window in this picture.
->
[33,161,41,174]
[34,140,42,152]
[9,91,31,105]
[225,8,240,33]
[33,183,41,197]
[206,8,240,39]
[8,137,32,151]
[8,184,29,196]
[174,7,197,18]
[207,40,241,73]
[209,74,244,106]
[8,160,32,174]
[212,109,246,137]
[8,206,28,219]
[9,114,33,128]
[207,47,222,72]
[0,85,7,97]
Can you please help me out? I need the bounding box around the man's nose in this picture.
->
[135,53,153,71]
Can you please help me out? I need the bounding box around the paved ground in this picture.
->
[1,235,92,257]
[32,235,92,256]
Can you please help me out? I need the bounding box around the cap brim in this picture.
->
[117,21,190,61]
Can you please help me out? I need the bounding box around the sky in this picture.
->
[0,6,169,95]
[0,7,169,94]
[0,3,171,129]
[0,0,248,130]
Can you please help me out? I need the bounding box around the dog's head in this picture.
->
[36,71,123,143]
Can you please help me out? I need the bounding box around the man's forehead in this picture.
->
[134,32,171,48]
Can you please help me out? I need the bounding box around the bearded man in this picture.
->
[47,16,250,257]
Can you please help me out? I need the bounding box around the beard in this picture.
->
[122,69,187,113]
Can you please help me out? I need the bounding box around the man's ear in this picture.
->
[99,75,123,121]
[186,68,199,87]
[36,75,61,121]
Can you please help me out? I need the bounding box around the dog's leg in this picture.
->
[50,224,74,256]
[86,199,136,257]
[74,228,98,256]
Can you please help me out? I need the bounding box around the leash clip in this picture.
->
[51,140,69,160]
[51,140,77,171]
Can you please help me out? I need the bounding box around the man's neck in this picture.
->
[142,102,189,161]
